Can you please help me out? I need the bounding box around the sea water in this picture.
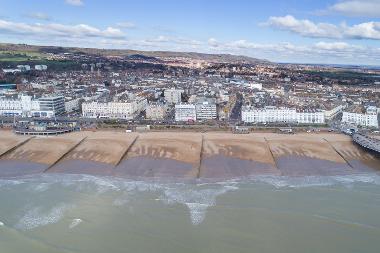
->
[0,173,380,253]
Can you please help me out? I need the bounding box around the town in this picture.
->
[0,44,379,132]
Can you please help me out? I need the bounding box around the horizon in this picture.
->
[1,0,380,65]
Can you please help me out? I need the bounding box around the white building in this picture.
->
[245,82,263,90]
[175,103,196,122]
[242,106,325,124]
[146,103,167,120]
[242,106,297,124]
[35,65,48,71]
[0,94,58,118]
[164,89,183,104]
[17,65,31,72]
[342,106,378,128]
[195,97,217,120]
[297,110,325,124]
[82,97,147,119]
[39,96,66,115]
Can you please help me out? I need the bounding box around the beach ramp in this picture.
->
[266,134,353,176]
[113,132,202,179]
[0,133,84,177]
[48,132,137,176]
[200,133,279,179]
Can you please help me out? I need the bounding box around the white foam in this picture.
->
[69,218,82,229]
[30,182,52,192]
[113,194,130,206]
[0,221,4,226]
[248,173,380,189]
[161,185,237,225]
[15,203,73,231]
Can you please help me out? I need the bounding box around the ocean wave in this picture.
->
[15,203,74,231]
[69,218,82,229]
[161,185,237,225]
[2,172,380,226]
[247,173,380,188]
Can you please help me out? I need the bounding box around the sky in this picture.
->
[0,0,380,65]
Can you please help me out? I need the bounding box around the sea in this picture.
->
[1,173,380,253]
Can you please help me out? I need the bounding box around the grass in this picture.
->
[0,50,46,62]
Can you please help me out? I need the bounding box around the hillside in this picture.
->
[0,43,270,64]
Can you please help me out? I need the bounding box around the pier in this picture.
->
[352,134,380,154]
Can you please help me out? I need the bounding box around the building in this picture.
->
[342,106,378,128]
[242,106,297,124]
[195,97,217,120]
[17,65,31,72]
[35,65,48,71]
[297,110,325,124]
[324,104,344,121]
[242,106,325,124]
[164,89,183,104]
[245,82,263,90]
[175,103,196,122]
[82,97,147,119]
[0,94,57,118]
[39,96,66,116]
[65,98,81,113]
[146,103,167,120]
[0,96,23,116]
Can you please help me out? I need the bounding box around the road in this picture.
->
[229,92,243,122]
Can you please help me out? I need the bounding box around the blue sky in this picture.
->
[0,0,380,65]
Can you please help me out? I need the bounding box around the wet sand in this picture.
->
[200,134,279,178]
[323,134,380,172]
[265,134,354,176]
[114,132,202,178]
[0,130,379,179]
[48,132,137,175]
[0,132,84,177]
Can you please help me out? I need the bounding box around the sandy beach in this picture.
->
[201,133,279,178]
[48,132,137,175]
[0,130,379,178]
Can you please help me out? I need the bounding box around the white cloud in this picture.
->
[329,0,380,17]
[65,0,84,6]
[314,41,350,50]
[145,35,202,46]
[205,38,380,64]
[208,38,220,48]
[26,12,51,21]
[344,22,380,40]
[264,15,341,38]
[264,15,380,40]
[0,19,124,39]
[116,22,136,29]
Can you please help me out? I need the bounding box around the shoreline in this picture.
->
[0,130,379,179]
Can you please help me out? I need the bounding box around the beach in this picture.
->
[0,130,379,179]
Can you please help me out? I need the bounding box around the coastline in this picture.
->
[0,129,379,179]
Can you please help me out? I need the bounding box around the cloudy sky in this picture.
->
[1,0,380,65]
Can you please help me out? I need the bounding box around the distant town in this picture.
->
[0,43,379,133]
